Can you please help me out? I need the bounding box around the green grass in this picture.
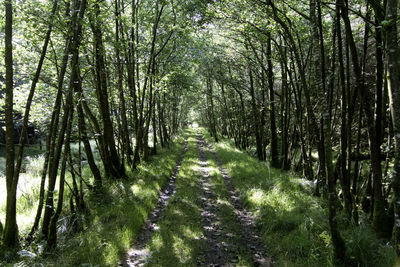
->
[0,141,97,238]
[47,137,186,266]
[200,128,397,267]
[144,133,206,266]
[143,131,254,266]
[0,143,46,177]
[0,152,45,236]
[1,128,397,266]
[203,148,254,266]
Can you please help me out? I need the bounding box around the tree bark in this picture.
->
[336,0,353,220]
[3,0,17,247]
[266,35,279,167]
[13,0,59,192]
[115,0,133,163]
[47,98,73,250]
[75,62,102,190]
[42,0,87,239]
[248,64,263,160]
[339,0,388,236]
[90,0,124,178]
[385,0,400,252]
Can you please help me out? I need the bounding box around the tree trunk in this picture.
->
[267,35,279,167]
[115,0,133,163]
[75,62,102,190]
[42,0,87,239]
[336,0,353,220]
[47,99,73,250]
[248,64,263,160]
[3,0,17,247]
[385,0,400,252]
[28,4,73,240]
[13,0,59,194]
[339,0,388,236]
[90,0,124,178]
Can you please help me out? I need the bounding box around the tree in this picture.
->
[3,0,18,247]
[385,0,400,253]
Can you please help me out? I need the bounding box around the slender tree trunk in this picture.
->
[339,0,388,236]
[42,0,87,239]
[28,8,73,240]
[47,101,73,250]
[90,0,124,178]
[3,0,17,247]
[385,0,400,252]
[248,65,263,160]
[13,0,59,191]
[267,35,279,167]
[336,0,353,220]
[75,63,102,189]
[115,0,133,163]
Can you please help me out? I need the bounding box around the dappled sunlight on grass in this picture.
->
[172,235,193,263]
[200,135,332,266]
[201,133,397,267]
[31,137,188,266]
[1,171,42,235]
[247,188,268,208]
[201,148,254,266]
[144,134,207,266]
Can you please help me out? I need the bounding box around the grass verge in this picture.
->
[201,128,397,267]
[1,135,186,266]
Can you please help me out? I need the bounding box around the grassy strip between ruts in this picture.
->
[142,131,255,266]
[200,128,397,267]
[142,132,206,266]
[203,148,254,266]
[4,134,186,266]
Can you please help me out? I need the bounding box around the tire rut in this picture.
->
[197,134,230,266]
[119,138,188,267]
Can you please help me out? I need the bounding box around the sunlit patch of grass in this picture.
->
[1,162,44,236]
[247,188,267,208]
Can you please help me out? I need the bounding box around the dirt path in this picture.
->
[119,138,188,267]
[196,134,230,265]
[119,134,270,266]
[196,134,270,266]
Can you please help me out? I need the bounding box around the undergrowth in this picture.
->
[201,128,397,267]
[0,136,185,266]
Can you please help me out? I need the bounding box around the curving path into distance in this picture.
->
[119,132,270,266]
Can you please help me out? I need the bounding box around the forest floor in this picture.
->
[119,131,270,266]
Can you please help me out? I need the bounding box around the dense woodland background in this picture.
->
[1,0,400,265]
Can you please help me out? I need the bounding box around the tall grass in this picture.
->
[32,137,185,266]
[0,136,185,266]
